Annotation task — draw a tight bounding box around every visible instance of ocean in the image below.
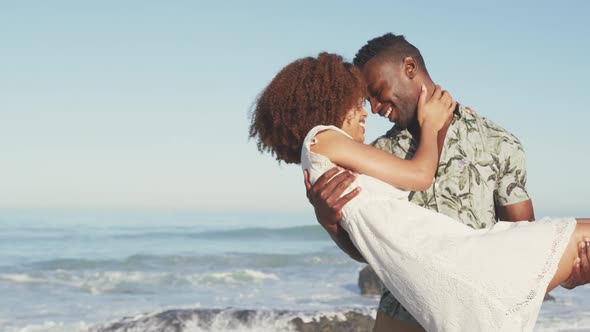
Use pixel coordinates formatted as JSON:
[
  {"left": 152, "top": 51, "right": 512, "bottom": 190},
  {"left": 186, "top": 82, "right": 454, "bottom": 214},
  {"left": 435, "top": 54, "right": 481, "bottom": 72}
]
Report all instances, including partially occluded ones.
[{"left": 0, "top": 210, "right": 589, "bottom": 331}]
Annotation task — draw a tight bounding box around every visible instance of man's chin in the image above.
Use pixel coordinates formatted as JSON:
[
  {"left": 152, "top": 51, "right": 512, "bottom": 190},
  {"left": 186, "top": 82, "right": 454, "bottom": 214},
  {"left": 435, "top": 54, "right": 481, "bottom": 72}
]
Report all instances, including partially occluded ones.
[
  {"left": 393, "top": 119, "right": 411, "bottom": 130},
  {"left": 394, "top": 114, "right": 418, "bottom": 130}
]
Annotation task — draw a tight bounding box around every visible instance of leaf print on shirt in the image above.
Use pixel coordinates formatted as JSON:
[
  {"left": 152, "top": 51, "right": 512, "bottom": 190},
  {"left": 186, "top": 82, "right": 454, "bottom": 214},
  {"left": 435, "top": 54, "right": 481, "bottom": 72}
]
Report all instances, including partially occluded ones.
[
  {"left": 506, "top": 169, "right": 527, "bottom": 196},
  {"left": 371, "top": 104, "right": 529, "bottom": 230},
  {"left": 409, "top": 190, "right": 438, "bottom": 210},
  {"left": 440, "top": 188, "right": 479, "bottom": 226},
  {"left": 371, "top": 103, "right": 531, "bottom": 320}
]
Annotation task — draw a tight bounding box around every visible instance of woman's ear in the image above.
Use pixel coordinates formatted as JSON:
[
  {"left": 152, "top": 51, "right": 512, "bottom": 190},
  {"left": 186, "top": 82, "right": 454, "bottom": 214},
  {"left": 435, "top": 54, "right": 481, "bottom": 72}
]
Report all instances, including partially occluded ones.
[
  {"left": 343, "top": 117, "right": 351, "bottom": 128},
  {"left": 344, "top": 111, "right": 353, "bottom": 122}
]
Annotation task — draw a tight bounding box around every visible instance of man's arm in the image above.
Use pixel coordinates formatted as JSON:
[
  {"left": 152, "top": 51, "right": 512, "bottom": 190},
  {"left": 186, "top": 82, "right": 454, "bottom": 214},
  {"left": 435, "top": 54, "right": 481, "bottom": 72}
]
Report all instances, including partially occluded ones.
[
  {"left": 494, "top": 135, "right": 590, "bottom": 288},
  {"left": 495, "top": 199, "right": 535, "bottom": 222},
  {"left": 304, "top": 168, "right": 366, "bottom": 263}
]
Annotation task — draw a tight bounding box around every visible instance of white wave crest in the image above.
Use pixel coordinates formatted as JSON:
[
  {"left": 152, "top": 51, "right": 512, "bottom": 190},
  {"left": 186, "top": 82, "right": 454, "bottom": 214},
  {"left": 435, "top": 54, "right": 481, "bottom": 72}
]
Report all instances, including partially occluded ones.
[
  {"left": 0, "top": 321, "right": 91, "bottom": 332},
  {"left": 0, "top": 269, "right": 280, "bottom": 294},
  {"left": 0, "top": 273, "right": 43, "bottom": 283},
  {"left": 194, "top": 269, "right": 279, "bottom": 285}
]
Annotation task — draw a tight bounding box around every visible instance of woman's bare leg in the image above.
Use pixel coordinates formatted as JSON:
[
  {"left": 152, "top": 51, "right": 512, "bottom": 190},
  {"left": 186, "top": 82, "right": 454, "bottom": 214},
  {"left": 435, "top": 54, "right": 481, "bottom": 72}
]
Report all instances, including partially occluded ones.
[{"left": 547, "top": 219, "right": 590, "bottom": 291}]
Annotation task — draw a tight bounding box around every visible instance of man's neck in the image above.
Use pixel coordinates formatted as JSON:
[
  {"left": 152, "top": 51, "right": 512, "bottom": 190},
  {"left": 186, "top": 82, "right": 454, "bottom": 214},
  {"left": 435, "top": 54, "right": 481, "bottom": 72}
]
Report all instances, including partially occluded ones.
[
  {"left": 408, "top": 110, "right": 454, "bottom": 158},
  {"left": 411, "top": 78, "right": 453, "bottom": 157}
]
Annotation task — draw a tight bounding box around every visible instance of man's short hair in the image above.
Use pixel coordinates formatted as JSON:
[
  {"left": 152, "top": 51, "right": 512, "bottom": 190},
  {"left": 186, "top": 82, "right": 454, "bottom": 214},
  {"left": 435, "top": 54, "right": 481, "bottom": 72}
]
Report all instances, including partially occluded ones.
[{"left": 354, "top": 33, "right": 426, "bottom": 71}]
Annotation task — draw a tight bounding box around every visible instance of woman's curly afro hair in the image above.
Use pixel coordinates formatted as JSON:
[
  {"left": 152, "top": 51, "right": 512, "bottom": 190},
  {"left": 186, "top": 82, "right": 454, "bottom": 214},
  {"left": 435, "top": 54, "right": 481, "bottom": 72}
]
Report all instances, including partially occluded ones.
[{"left": 249, "top": 52, "right": 367, "bottom": 164}]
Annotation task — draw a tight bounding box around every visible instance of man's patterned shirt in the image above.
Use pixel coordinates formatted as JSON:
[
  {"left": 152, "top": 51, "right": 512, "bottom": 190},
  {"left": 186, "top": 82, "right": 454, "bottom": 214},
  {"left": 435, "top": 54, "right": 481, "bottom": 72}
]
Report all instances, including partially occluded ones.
[{"left": 372, "top": 103, "right": 531, "bottom": 320}]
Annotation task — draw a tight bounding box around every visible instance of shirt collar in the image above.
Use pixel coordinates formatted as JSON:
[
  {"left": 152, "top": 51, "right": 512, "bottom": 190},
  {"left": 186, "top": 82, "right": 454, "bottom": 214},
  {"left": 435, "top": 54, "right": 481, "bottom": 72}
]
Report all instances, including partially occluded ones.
[{"left": 386, "top": 102, "right": 464, "bottom": 138}]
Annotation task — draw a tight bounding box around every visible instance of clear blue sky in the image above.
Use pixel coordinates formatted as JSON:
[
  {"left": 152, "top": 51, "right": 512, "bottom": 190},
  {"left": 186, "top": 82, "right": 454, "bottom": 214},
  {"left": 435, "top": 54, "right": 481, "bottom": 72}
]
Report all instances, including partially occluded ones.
[{"left": 1, "top": 1, "right": 588, "bottom": 216}]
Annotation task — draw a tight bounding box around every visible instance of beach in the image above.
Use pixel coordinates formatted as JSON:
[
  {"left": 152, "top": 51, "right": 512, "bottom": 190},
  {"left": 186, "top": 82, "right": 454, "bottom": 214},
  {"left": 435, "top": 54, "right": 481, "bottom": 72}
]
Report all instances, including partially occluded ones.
[{"left": 1, "top": 210, "right": 589, "bottom": 331}]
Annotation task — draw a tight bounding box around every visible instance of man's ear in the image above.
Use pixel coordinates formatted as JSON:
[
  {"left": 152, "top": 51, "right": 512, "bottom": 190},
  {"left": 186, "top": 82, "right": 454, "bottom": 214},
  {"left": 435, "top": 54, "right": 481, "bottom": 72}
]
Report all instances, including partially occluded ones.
[{"left": 403, "top": 57, "right": 418, "bottom": 79}]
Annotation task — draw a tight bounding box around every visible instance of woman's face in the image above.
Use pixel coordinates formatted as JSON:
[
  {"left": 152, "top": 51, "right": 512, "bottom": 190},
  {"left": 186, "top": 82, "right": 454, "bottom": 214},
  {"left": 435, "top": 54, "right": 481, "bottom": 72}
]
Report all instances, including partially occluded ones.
[{"left": 341, "top": 101, "right": 368, "bottom": 143}]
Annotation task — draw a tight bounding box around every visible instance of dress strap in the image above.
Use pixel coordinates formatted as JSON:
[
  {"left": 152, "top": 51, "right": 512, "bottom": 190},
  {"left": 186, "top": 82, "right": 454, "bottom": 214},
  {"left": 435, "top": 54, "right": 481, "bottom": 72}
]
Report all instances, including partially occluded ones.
[
  {"left": 301, "top": 125, "right": 352, "bottom": 169},
  {"left": 304, "top": 125, "right": 352, "bottom": 146}
]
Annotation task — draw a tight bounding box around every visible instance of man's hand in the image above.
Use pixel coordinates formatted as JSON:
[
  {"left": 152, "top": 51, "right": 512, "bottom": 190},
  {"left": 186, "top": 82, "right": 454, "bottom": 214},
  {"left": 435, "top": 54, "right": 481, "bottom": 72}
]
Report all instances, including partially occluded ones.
[
  {"left": 561, "top": 238, "right": 590, "bottom": 289},
  {"left": 304, "top": 167, "right": 365, "bottom": 262},
  {"left": 303, "top": 167, "right": 361, "bottom": 232}
]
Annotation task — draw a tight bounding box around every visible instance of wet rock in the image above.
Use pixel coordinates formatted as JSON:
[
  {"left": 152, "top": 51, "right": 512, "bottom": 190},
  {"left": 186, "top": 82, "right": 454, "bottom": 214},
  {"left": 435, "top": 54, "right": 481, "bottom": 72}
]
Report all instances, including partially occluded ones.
[
  {"left": 291, "top": 311, "right": 375, "bottom": 332},
  {"left": 90, "top": 308, "right": 375, "bottom": 332},
  {"left": 358, "top": 265, "right": 383, "bottom": 296}
]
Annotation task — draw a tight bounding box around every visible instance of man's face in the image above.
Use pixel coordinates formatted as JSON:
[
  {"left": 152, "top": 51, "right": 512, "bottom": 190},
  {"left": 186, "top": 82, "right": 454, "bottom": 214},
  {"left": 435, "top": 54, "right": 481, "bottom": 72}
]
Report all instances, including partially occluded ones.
[{"left": 361, "top": 57, "right": 420, "bottom": 129}]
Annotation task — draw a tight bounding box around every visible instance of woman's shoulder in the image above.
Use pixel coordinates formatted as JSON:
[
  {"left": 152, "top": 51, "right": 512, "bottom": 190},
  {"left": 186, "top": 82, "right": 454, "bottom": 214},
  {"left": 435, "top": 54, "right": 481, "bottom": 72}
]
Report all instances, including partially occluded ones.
[
  {"left": 301, "top": 125, "right": 351, "bottom": 167},
  {"left": 303, "top": 125, "right": 351, "bottom": 152},
  {"left": 305, "top": 125, "right": 350, "bottom": 140},
  {"left": 300, "top": 126, "right": 342, "bottom": 177},
  {"left": 309, "top": 126, "right": 353, "bottom": 150}
]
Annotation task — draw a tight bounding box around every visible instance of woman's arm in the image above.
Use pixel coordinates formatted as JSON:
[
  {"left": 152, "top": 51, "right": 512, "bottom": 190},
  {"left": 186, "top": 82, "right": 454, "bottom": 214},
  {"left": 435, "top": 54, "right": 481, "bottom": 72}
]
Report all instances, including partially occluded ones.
[
  {"left": 313, "top": 128, "right": 437, "bottom": 191},
  {"left": 312, "top": 85, "right": 455, "bottom": 191}
]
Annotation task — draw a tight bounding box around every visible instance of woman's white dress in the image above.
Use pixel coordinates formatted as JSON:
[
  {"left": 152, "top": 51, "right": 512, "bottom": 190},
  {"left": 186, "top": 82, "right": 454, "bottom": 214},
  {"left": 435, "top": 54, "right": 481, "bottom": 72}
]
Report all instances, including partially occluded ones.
[{"left": 301, "top": 125, "right": 576, "bottom": 332}]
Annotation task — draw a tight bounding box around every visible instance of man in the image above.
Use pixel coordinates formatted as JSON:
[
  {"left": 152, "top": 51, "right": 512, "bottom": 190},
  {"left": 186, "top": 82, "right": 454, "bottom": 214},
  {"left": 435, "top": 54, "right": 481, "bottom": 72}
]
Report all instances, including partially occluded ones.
[{"left": 304, "top": 33, "right": 590, "bottom": 332}]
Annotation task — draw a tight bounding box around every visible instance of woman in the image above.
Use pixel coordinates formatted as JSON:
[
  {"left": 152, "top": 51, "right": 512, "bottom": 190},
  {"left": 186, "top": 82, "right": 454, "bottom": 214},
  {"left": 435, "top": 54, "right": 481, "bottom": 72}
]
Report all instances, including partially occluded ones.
[{"left": 249, "top": 53, "right": 588, "bottom": 331}]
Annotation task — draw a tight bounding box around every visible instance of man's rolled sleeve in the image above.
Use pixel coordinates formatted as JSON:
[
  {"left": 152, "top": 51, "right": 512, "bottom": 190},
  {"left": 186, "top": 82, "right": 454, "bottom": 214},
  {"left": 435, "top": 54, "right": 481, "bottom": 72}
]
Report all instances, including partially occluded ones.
[{"left": 495, "top": 140, "right": 530, "bottom": 206}]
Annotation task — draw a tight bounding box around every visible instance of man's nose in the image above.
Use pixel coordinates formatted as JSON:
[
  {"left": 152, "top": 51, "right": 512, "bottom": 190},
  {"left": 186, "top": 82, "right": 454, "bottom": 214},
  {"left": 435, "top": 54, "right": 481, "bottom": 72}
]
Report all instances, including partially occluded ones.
[{"left": 369, "top": 98, "right": 381, "bottom": 114}]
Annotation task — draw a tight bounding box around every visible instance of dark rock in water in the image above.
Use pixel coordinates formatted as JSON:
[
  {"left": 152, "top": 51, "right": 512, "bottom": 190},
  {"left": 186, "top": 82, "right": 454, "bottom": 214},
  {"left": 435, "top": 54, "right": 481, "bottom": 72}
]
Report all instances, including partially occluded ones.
[
  {"left": 543, "top": 293, "right": 555, "bottom": 302},
  {"left": 358, "top": 265, "right": 383, "bottom": 296},
  {"left": 90, "top": 308, "right": 375, "bottom": 332},
  {"left": 291, "top": 311, "right": 375, "bottom": 332},
  {"left": 90, "top": 309, "right": 264, "bottom": 332}
]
